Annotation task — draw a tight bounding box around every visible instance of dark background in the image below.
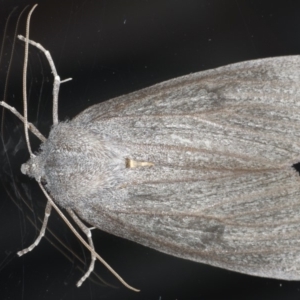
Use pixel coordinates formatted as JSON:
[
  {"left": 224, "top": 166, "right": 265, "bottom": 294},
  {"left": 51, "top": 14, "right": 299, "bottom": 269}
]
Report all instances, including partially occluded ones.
[{"left": 1, "top": 1, "right": 300, "bottom": 299}]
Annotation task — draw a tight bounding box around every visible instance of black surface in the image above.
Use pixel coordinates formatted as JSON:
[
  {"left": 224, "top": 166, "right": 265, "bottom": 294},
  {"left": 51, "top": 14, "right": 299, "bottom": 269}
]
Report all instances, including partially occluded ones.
[{"left": 1, "top": 1, "right": 300, "bottom": 299}]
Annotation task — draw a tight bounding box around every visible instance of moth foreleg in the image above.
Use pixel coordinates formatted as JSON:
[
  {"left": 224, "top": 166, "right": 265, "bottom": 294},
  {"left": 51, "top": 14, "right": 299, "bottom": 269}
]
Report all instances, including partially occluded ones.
[
  {"left": 17, "top": 35, "right": 72, "bottom": 124},
  {"left": 17, "top": 200, "right": 52, "bottom": 256}
]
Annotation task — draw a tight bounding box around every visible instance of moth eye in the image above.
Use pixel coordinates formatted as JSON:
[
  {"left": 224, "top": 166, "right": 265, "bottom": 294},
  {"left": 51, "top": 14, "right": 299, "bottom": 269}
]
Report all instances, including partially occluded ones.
[
  {"left": 21, "top": 162, "right": 37, "bottom": 178},
  {"left": 20, "top": 163, "right": 29, "bottom": 175}
]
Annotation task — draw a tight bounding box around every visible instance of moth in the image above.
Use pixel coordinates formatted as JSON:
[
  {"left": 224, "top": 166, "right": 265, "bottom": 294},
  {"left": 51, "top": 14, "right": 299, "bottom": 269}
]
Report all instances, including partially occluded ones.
[{"left": 2, "top": 4, "right": 300, "bottom": 292}]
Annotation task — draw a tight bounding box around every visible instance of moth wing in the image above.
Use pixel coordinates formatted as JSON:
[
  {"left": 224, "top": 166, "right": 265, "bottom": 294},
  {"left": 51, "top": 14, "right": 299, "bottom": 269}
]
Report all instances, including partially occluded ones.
[
  {"left": 82, "top": 166, "right": 300, "bottom": 280},
  {"left": 75, "top": 56, "right": 300, "bottom": 119},
  {"left": 74, "top": 55, "right": 300, "bottom": 166}
]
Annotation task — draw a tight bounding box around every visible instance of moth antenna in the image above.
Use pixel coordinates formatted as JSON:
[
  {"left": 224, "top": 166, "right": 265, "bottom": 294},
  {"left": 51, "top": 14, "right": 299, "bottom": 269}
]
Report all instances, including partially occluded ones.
[
  {"left": 1, "top": 6, "right": 29, "bottom": 136},
  {"left": 22, "top": 4, "right": 37, "bottom": 157}
]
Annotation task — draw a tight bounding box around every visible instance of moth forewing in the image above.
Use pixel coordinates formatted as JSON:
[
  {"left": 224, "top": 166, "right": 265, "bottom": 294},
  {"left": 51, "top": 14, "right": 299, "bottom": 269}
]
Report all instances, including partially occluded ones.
[{"left": 84, "top": 167, "right": 300, "bottom": 280}]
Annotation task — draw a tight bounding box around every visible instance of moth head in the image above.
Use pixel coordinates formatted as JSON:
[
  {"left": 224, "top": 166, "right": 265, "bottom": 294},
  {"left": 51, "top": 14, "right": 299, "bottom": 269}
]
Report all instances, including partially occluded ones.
[{"left": 21, "top": 155, "right": 44, "bottom": 182}]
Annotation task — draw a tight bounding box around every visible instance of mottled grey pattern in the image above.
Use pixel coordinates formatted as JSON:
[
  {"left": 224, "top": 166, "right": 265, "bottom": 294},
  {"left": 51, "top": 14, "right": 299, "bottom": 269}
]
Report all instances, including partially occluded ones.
[{"left": 23, "top": 56, "right": 300, "bottom": 280}]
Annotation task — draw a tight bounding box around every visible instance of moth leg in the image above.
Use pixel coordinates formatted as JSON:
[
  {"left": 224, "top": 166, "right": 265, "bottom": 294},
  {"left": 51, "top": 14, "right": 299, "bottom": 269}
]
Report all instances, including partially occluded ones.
[
  {"left": 37, "top": 185, "right": 139, "bottom": 292},
  {"left": 17, "top": 35, "right": 72, "bottom": 125},
  {"left": 0, "top": 101, "right": 45, "bottom": 141},
  {"left": 17, "top": 200, "right": 52, "bottom": 256},
  {"left": 67, "top": 208, "right": 96, "bottom": 287}
]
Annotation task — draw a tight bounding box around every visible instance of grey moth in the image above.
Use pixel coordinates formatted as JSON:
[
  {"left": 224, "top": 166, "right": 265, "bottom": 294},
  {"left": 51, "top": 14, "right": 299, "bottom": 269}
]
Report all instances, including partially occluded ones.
[{"left": 2, "top": 4, "right": 300, "bottom": 293}]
